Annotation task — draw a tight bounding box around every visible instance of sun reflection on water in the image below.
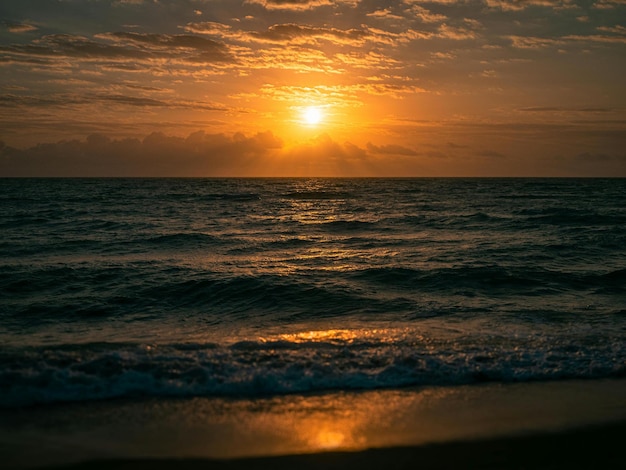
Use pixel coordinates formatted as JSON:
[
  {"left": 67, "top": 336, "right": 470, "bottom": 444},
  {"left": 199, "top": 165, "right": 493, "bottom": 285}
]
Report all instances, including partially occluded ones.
[
  {"left": 260, "top": 327, "right": 403, "bottom": 345},
  {"left": 278, "top": 329, "right": 359, "bottom": 343}
]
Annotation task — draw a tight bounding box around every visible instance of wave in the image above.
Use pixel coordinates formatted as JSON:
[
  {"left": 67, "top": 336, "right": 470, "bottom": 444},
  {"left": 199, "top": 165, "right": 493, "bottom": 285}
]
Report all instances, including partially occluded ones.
[
  {"left": 141, "top": 232, "right": 221, "bottom": 248},
  {"left": 1, "top": 333, "right": 624, "bottom": 408},
  {"left": 3, "top": 263, "right": 625, "bottom": 320},
  {"left": 349, "top": 266, "right": 626, "bottom": 294},
  {"left": 203, "top": 193, "right": 261, "bottom": 202},
  {"left": 511, "top": 207, "right": 626, "bottom": 226},
  {"left": 138, "top": 275, "right": 378, "bottom": 314},
  {"left": 284, "top": 191, "right": 353, "bottom": 200},
  {"left": 319, "top": 220, "right": 378, "bottom": 232}
]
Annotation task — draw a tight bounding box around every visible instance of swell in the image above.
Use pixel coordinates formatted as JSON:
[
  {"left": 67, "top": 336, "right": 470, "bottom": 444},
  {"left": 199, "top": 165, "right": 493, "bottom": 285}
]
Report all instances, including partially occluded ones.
[
  {"left": 0, "top": 266, "right": 404, "bottom": 320},
  {"left": 136, "top": 275, "right": 394, "bottom": 316},
  {"left": 3, "top": 264, "right": 625, "bottom": 320},
  {"left": 349, "top": 266, "right": 626, "bottom": 294}
]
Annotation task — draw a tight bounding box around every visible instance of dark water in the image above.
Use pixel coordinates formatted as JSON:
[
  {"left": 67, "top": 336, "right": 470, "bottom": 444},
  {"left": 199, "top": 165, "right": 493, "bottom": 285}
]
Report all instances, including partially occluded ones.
[{"left": 1, "top": 178, "right": 625, "bottom": 407}]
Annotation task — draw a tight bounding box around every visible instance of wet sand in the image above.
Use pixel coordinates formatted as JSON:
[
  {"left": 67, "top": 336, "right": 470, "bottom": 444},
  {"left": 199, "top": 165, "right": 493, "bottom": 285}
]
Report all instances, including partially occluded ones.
[
  {"left": 49, "top": 420, "right": 626, "bottom": 470},
  {"left": 2, "top": 379, "right": 625, "bottom": 470}
]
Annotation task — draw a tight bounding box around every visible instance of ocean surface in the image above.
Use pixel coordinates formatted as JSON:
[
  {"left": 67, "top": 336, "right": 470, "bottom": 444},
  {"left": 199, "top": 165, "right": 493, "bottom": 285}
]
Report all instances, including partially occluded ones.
[{"left": 1, "top": 178, "right": 625, "bottom": 408}]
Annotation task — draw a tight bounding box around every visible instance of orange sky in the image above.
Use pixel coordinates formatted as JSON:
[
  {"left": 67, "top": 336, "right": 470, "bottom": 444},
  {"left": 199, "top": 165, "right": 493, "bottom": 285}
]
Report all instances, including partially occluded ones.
[{"left": 1, "top": 0, "right": 625, "bottom": 176}]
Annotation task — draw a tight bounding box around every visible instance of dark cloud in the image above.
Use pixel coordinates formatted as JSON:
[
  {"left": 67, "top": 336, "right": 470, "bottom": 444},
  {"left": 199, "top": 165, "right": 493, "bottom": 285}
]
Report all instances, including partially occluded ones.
[
  {"left": 251, "top": 24, "right": 371, "bottom": 44},
  {"left": 0, "top": 130, "right": 420, "bottom": 178},
  {"left": 0, "top": 131, "right": 283, "bottom": 177},
  {"left": 519, "top": 106, "right": 615, "bottom": 112},
  {"left": 366, "top": 142, "right": 418, "bottom": 155},
  {"left": 0, "top": 93, "right": 228, "bottom": 111},
  {"left": 1, "top": 130, "right": 422, "bottom": 177},
  {"left": 3, "top": 22, "right": 38, "bottom": 33},
  {"left": 1, "top": 127, "right": 625, "bottom": 176},
  {"left": 97, "top": 32, "right": 231, "bottom": 56},
  {"left": 4, "top": 34, "right": 150, "bottom": 60},
  {"left": 0, "top": 94, "right": 77, "bottom": 107},
  {"left": 1, "top": 32, "right": 233, "bottom": 65}
]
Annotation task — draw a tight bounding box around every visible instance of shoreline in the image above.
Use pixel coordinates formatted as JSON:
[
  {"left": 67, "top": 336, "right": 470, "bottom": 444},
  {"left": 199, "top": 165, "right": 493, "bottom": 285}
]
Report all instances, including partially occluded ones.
[{"left": 2, "top": 378, "right": 626, "bottom": 469}]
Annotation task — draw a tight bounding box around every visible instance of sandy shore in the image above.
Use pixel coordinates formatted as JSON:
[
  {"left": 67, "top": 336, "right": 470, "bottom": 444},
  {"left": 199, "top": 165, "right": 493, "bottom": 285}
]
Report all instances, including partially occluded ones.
[
  {"left": 49, "top": 420, "right": 626, "bottom": 470},
  {"left": 2, "top": 379, "right": 626, "bottom": 469}
]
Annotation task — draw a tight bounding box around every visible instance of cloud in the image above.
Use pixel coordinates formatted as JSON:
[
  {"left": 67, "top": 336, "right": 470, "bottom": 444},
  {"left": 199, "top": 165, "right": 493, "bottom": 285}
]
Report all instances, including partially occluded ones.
[
  {"left": 0, "top": 92, "right": 228, "bottom": 111},
  {"left": 403, "top": 5, "right": 448, "bottom": 24},
  {"left": 366, "top": 142, "right": 418, "bottom": 155},
  {"left": 563, "top": 34, "right": 626, "bottom": 44},
  {"left": 4, "top": 22, "right": 38, "bottom": 33},
  {"left": 95, "top": 32, "right": 234, "bottom": 62},
  {"left": 597, "top": 25, "right": 626, "bottom": 34},
  {"left": 248, "top": 23, "right": 372, "bottom": 45},
  {"left": 0, "top": 130, "right": 394, "bottom": 177},
  {"left": 593, "top": 0, "right": 626, "bottom": 9},
  {"left": 507, "top": 35, "right": 564, "bottom": 49},
  {"left": 0, "top": 131, "right": 283, "bottom": 177},
  {"left": 518, "top": 106, "right": 615, "bottom": 113},
  {"left": 182, "top": 22, "right": 233, "bottom": 36},
  {"left": 366, "top": 8, "right": 406, "bottom": 20},
  {"left": 0, "top": 32, "right": 234, "bottom": 67},
  {"left": 431, "top": 51, "right": 456, "bottom": 60},
  {"left": 435, "top": 23, "right": 479, "bottom": 40},
  {"left": 244, "top": 0, "right": 334, "bottom": 10},
  {"left": 246, "top": 82, "right": 427, "bottom": 107},
  {"left": 508, "top": 26, "right": 626, "bottom": 48},
  {"left": 2, "top": 125, "right": 625, "bottom": 177},
  {"left": 485, "top": 0, "right": 576, "bottom": 11},
  {"left": 402, "top": 0, "right": 464, "bottom": 4},
  {"left": 189, "top": 22, "right": 412, "bottom": 47}
]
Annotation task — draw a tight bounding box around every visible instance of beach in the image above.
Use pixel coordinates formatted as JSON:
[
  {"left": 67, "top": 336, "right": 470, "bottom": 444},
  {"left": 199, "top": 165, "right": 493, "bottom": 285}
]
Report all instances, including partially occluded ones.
[
  {"left": 47, "top": 422, "right": 626, "bottom": 470},
  {"left": 2, "top": 379, "right": 625, "bottom": 469},
  {"left": 2, "top": 178, "right": 625, "bottom": 469}
]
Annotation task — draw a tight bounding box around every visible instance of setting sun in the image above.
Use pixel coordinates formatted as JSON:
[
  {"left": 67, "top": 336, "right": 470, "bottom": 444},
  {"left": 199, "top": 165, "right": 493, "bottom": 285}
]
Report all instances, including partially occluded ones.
[
  {"left": 303, "top": 106, "right": 323, "bottom": 126},
  {"left": 1, "top": 0, "right": 625, "bottom": 178}
]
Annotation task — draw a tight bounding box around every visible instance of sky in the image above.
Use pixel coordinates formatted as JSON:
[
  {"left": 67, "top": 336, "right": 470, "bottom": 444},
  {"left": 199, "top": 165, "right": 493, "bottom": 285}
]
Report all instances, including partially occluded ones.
[{"left": 1, "top": 0, "right": 625, "bottom": 176}]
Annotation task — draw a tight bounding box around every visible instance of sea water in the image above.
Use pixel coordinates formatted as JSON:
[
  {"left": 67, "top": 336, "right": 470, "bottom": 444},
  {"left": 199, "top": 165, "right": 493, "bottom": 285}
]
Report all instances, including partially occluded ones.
[{"left": 1, "top": 178, "right": 625, "bottom": 408}]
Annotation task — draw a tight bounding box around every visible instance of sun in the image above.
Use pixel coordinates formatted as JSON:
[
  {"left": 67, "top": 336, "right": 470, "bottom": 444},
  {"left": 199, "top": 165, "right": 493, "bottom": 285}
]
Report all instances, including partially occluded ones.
[{"left": 303, "top": 106, "right": 323, "bottom": 126}]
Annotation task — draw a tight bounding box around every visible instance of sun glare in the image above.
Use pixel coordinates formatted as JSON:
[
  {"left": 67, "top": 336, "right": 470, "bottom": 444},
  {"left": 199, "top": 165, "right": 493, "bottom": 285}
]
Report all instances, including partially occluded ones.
[{"left": 303, "top": 106, "right": 323, "bottom": 126}]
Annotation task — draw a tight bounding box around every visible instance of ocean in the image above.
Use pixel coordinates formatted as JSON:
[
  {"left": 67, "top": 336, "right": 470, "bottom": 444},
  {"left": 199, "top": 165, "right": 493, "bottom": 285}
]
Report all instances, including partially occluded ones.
[{"left": 1, "top": 178, "right": 625, "bottom": 409}]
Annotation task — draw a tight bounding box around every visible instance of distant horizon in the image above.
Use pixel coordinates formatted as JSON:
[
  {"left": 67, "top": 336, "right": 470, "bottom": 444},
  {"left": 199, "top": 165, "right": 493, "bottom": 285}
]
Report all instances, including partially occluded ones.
[{"left": 3, "top": 174, "right": 626, "bottom": 179}]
